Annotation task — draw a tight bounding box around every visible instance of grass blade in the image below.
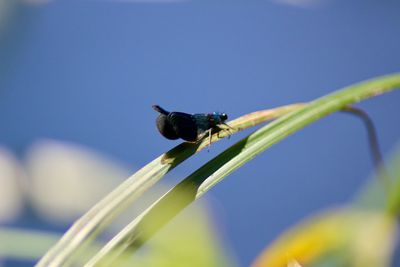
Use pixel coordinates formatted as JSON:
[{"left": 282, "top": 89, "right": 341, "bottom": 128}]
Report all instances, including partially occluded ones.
[
  {"left": 86, "top": 73, "right": 400, "bottom": 267},
  {"left": 36, "top": 104, "right": 304, "bottom": 266}
]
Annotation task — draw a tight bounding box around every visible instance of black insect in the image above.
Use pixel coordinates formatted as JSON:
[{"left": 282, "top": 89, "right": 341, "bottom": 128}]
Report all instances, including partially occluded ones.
[{"left": 152, "top": 105, "right": 231, "bottom": 144}]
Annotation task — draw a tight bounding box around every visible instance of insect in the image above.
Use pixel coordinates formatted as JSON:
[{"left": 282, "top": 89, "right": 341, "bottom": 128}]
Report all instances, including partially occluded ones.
[{"left": 152, "top": 105, "right": 232, "bottom": 145}]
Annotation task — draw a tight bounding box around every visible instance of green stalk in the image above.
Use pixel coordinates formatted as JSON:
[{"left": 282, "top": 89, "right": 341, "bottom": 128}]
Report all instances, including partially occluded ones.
[
  {"left": 36, "top": 103, "right": 304, "bottom": 267},
  {"left": 85, "top": 74, "right": 400, "bottom": 267},
  {"left": 0, "top": 228, "right": 103, "bottom": 265},
  {"left": 0, "top": 228, "right": 59, "bottom": 260}
]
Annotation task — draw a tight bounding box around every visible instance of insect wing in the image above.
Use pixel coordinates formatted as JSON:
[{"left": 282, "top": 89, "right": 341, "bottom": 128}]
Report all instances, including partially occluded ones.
[
  {"left": 168, "top": 112, "right": 198, "bottom": 142},
  {"left": 156, "top": 114, "right": 179, "bottom": 140},
  {"left": 192, "top": 114, "right": 213, "bottom": 133}
]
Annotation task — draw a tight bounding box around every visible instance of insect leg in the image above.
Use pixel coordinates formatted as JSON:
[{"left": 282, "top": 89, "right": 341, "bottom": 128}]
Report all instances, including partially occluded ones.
[
  {"left": 218, "top": 123, "right": 236, "bottom": 139},
  {"left": 222, "top": 122, "right": 235, "bottom": 132},
  {"left": 207, "top": 129, "right": 212, "bottom": 152}
]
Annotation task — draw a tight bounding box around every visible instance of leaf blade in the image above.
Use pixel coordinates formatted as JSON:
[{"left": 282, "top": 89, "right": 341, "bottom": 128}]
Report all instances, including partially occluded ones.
[{"left": 86, "top": 73, "right": 400, "bottom": 266}]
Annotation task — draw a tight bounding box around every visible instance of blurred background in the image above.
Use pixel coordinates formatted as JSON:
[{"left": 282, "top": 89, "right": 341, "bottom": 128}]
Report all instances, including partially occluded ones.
[{"left": 0, "top": 0, "right": 399, "bottom": 266}]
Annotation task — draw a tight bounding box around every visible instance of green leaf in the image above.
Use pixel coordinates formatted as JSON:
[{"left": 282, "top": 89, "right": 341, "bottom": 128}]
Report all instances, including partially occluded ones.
[
  {"left": 37, "top": 103, "right": 304, "bottom": 266},
  {"left": 85, "top": 74, "right": 400, "bottom": 266},
  {"left": 251, "top": 209, "right": 396, "bottom": 267},
  {"left": 0, "top": 228, "right": 59, "bottom": 261}
]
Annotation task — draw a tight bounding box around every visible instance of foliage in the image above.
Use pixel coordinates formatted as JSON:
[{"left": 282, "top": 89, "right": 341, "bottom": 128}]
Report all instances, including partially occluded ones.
[{"left": 2, "top": 74, "right": 400, "bottom": 267}]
